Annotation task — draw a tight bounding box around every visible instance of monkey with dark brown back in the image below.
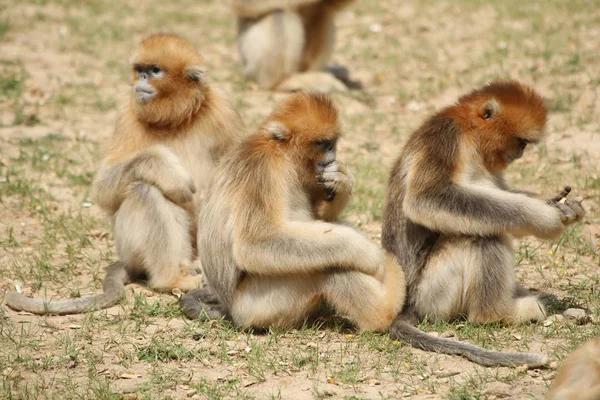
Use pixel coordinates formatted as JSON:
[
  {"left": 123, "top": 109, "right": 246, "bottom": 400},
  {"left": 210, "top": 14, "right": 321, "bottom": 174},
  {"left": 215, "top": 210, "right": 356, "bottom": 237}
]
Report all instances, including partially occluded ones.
[
  {"left": 233, "top": 0, "right": 356, "bottom": 92},
  {"left": 5, "top": 33, "right": 246, "bottom": 315},
  {"left": 382, "top": 81, "right": 585, "bottom": 348},
  {"left": 181, "top": 92, "right": 551, "bottom": 368}
]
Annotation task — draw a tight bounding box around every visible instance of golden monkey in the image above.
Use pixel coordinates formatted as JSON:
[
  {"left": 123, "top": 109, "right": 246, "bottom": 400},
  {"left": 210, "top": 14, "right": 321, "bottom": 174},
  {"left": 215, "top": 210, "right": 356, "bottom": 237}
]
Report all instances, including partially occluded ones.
[
  {"left": 233, "top": 0, "right": 355, "bottom": 92},
  {"left": 181, "top": 92, "right": 550, "bottom": 367},
  {"left": 5, "top": 33, "right": 246, "bottom": 315},
  {"left": 547, "top": 336, "right": 600, "bottom": 400},
  {"left": 382, "top": 81, "right": 585, "bottom": 331}
]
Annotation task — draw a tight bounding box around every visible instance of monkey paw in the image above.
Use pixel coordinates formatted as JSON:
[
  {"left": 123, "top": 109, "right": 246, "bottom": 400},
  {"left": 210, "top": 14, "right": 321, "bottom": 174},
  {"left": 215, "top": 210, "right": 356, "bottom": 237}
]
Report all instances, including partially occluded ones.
[
  {"left": 550, "top": 200, "right": 585, "bottom": 225},
  {"left": 547, "top": 186, "right": 585, "bottom": 226},
  {"left": 317, "top": 161, "right": 354, "bottom": 201},
  {"left": 161, "top": 176, "right": 197, "bottom": 206}
]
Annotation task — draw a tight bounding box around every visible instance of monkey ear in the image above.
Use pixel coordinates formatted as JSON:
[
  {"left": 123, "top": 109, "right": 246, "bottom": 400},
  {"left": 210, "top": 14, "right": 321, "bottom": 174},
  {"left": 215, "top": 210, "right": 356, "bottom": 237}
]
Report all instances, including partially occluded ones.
[
  {"left": 480, "top": 98, "right": 500, "bottom": 120},
  {"left": 265, "top": 121, "right": 290, "bottom": 141},
  {"left": 186, "top": 66, "right": 208, "bottom": 82}
]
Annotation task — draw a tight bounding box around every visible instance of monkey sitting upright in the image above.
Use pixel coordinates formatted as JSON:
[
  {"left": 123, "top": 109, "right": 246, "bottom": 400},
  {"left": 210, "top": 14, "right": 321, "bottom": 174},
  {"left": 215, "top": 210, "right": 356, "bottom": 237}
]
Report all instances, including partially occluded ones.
[
  {"left": 382, "top": 81, "right": 585, "bottom": 334},
  {"left": 5, "top": 33, "right": 246, "bottom": 315},
  {"left": 181, "top": 92, "right": 550, "bottom": 368},
  {"left": 233, "top": 0, "right": 355, "bottom": 92}
]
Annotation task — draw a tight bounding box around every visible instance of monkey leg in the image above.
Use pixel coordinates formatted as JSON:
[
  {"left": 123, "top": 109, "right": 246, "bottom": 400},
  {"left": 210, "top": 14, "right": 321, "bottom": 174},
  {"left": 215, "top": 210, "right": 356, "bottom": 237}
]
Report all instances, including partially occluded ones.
[
  {"left": 412, "top": 237, "right": 547, "bottom": 324},
  {"left": 238, "top": 11, "right": 346, "bottom": 92},
  {"left": 237, "top": 11, "right": 305, "bottom": 90},
  {"left": 115, "top": 182, "right": 202, "bottom": 292},
  {"left": 180, "top": 285, "right": 229, "bottom": 321},
  {"left": 229, "top": 274, "right": 324, "bottom": 329},
  {"left": 321, "top": 252, "right": 406, "bottom": 332}
]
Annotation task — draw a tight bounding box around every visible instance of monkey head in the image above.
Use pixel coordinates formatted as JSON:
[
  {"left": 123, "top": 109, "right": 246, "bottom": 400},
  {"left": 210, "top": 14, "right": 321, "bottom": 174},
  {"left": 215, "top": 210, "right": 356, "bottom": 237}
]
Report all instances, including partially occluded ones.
[
  {"left": 262, "top": 93, "right": 342, "bottom": 187},
  {"left": 130, "top": 33, "right": 209, "bottom": 128},
  {"left": 451, "top": 80, "right": 548, "bottom": 172}
]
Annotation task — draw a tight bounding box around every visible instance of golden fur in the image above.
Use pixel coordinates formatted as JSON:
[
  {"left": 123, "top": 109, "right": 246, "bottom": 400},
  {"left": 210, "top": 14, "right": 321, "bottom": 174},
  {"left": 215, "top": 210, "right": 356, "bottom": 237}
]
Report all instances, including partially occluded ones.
[
  {"left": 380, "top": 81, "right": 585, "bottom": 366},
  {"left": 182, "top": 92, "right": 405, "bottom": 331},
  {"left": 5, "top": 33, "right": 246, "bottom": 315},
  {"left": 547, "top": 337, "right": 600, "bottom": 400},
  {"left": 181, "top": 92, "right": 551, "bottom": 368}
]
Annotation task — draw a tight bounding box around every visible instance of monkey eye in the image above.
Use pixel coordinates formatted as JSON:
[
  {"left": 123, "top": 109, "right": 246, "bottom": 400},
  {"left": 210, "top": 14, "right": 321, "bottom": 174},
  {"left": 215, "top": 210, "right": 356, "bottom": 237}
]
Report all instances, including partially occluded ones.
[
  {"left": 314, "top": 139, "right": 334, "bottom": 152},
  {"left": 483, "top": 109, "right": 494, "bottom": 120},
  {"left": 150, "top": 66, "right": 163, "bottom": 76},
  {"left": 134, "top": 65, "right": 143, "bottom": 74},
  {"left": 516, "top": 138, "right": 529, "bottom": 149}
]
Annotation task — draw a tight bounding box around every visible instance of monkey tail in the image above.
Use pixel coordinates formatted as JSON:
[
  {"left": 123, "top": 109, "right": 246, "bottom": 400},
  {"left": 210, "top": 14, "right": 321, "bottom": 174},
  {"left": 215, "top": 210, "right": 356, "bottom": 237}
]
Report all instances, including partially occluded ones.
[
  {"left": 180, "top": 287, "right": 229, "bottom": 321},
  {"left": 4, "top": 261, "right": 128, "bottom": 315},
  {"left": 390, "top": 318, "right": 549, "bottom": 368}
]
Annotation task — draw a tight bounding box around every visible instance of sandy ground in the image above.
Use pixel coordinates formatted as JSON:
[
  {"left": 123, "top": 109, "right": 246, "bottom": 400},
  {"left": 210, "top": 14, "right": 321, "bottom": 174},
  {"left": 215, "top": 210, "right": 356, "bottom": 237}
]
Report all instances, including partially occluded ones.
[{"left": 1, "top": 1, "right": 599, "bottom": 399}]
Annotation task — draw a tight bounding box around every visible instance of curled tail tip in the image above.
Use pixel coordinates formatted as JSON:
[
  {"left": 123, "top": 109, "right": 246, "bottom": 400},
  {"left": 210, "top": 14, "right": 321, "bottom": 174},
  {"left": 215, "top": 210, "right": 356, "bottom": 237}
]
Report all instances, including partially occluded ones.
[
  {"left": 526, "top": 354, "right": 551, "bottom": 368},
  {"left": 5, "top": 291, "right": 27, "bottom": 311}
]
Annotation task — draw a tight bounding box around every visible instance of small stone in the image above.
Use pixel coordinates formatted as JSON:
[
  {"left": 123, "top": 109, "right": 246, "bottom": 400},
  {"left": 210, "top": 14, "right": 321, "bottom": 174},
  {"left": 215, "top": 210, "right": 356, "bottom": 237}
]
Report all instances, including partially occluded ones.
[
  {"left": 242, "top": 379, "right": 259, "bottom": 387},
  {"left": 483, "top": 382, "right": 512, "bottom": 397},
  {"left": 192, "top": 329, "right": 206, "bottom": 341},
  {"left": 563, "top": 308, "right": 590, "bottom": 324},
  {"left": 516, "top": 365, "right": 528, "bottom": 373},
  {"left": 527, "top": 369, "right": 540, "bottom": 377},
  {"left": 543, "top": 371, "right": 557, "bottom": 381},
  {"left": 428, "top": 331, "right": 440, "bottom": 337},
  {"left": 512, "top": 333, "right": 522, "bottom": 340},
  {"left": 547, "top": 315, "right": 565, "bottom": 326},
  {"left": 369, "top": 23, "right": 382, "bottom": 33},
  {"left": 306, "top": 342, "right": 318, "bottom": 349}
]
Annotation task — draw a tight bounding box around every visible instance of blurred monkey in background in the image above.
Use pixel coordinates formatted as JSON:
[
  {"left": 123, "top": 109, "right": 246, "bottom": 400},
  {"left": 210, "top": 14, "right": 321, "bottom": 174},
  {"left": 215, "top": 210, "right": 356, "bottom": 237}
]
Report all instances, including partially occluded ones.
[{"left": 232, "top": 0, "right": 357, "bottom": 92}]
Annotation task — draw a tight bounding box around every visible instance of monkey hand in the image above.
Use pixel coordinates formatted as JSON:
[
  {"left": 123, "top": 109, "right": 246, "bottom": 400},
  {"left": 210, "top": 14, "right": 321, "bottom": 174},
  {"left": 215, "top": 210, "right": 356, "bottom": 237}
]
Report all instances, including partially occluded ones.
[
  {"left": 317, "top": 161, "right": 354, "bottom": 201},
  {"left": 159, "top": 171, "right": 197, "bottom": 206},
  {"left": 547, "top": 186, "right": 585, "bottom": 226},
  {"left": 151, "top": 158, "right": 197, "bottom": 206}
]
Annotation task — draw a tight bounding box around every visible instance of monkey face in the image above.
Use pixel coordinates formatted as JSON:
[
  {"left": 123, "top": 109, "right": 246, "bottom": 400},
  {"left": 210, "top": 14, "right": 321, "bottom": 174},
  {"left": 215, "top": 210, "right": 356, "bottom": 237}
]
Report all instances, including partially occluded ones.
[
  {"left": 313, "top": 138, "right": 337, "bottom": 173},
  {"left": 130, "top": 33, "right": 209, "bottom": 127},
  {"left": 461, "top": 81, "right": 548, "bottom": 172},
  {"left": 133, "top": 64, "right": 162, "bottom": 104},
  {"left": 504, "top": 137, "right": 529, "bottom": 163}
]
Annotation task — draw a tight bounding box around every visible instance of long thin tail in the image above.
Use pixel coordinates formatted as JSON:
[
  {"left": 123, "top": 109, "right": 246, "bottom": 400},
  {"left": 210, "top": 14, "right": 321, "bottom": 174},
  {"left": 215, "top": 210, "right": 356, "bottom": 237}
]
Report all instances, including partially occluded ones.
[
  {"left": 390, "top": 318, "right": 549, "bottom": 368},
  {"left": 5, "top": 262, "right": 128, "bottom": 315}
]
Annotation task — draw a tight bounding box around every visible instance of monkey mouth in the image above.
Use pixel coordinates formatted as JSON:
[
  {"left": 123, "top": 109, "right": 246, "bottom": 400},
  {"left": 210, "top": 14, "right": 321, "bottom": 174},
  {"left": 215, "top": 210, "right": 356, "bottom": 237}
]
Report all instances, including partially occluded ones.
[{"left": 134, "top": 87, "right": 156, "bottom": 103}]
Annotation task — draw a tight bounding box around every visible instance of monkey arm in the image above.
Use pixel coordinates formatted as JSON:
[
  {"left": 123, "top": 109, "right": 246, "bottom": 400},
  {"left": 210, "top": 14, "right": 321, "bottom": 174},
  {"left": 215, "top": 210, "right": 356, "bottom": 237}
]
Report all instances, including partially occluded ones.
[
  {"left": 232, "top": 0, "right": 321, "bottom": 18},
  {"left": 93, "top": 145, "right": 195, "bottom": 214},
  {"left": 403, "top": 179, "right": 565, "bottom": 240},
  {"left": 232, "top": 221, "right": 383, "bottom": 277},
  {"left": 315, "top": 190, "right": 350, "bottom": 221}
]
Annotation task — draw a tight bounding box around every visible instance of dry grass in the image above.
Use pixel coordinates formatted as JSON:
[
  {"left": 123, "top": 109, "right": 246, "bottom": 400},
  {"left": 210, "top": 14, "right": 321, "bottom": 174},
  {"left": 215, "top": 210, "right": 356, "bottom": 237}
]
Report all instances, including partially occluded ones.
[{"left": 1, "top": 0, "right": 599, "bottom": 399}]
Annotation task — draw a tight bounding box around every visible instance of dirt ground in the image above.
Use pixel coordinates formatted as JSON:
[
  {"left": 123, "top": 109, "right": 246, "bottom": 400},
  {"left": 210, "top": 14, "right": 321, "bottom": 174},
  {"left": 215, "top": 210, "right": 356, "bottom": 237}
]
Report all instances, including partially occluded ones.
[{"left": 1, "top": 0, "right": 599, "bottom": 399}]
